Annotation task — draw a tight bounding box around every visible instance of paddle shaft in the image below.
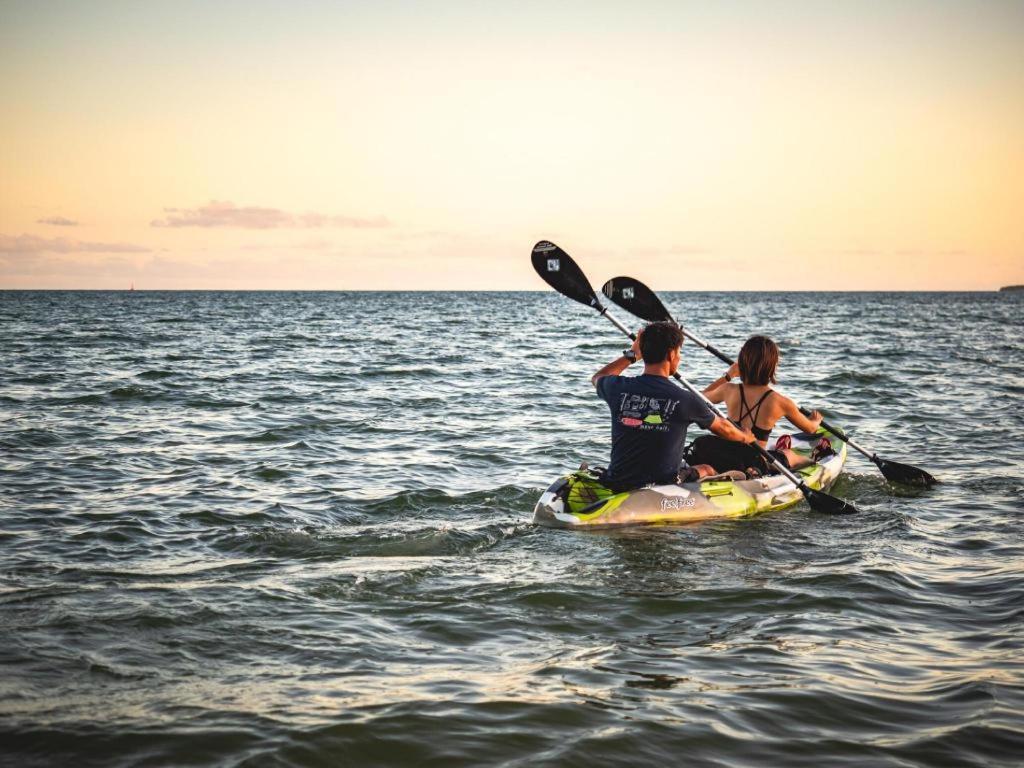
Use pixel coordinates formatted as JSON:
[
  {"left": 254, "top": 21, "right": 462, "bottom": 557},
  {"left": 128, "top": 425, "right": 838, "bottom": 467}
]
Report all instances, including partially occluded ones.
[
  {"left": 681, "top": 326, "right": 882, "bottom": 464},
  {"left": 597, "top": 305, "right": 818, "bottom": 493}
]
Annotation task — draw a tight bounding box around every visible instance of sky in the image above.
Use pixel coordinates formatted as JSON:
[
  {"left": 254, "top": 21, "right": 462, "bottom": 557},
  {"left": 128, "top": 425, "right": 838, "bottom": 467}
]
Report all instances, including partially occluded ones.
[{"left": 1, "top": 0, "right": 1022, "bottom": 290}]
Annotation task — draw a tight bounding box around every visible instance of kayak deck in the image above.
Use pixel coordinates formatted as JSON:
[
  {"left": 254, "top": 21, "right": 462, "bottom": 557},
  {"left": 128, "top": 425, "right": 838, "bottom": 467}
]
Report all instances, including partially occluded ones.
[{"left": 533, "top": 429, "right": 847, "bottom": 528}]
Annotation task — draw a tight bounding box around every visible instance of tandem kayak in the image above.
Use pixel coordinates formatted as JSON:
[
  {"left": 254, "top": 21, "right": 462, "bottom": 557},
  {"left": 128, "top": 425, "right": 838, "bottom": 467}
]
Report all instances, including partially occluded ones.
[{"left": 533, "top": 429, "right": 848, "bottom": 528}]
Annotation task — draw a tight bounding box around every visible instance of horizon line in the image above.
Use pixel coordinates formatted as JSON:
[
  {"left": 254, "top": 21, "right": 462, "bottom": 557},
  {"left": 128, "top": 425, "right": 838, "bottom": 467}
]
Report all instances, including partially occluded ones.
[{"left": 1, "top": 288, "right": 1017, "bottom": 294}]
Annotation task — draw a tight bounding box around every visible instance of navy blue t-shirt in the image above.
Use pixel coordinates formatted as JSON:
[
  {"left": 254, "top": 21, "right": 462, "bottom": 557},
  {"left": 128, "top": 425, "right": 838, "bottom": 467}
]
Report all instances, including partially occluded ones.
[{"left": 595, "top": 374, "right": 717, "bottom": 490}]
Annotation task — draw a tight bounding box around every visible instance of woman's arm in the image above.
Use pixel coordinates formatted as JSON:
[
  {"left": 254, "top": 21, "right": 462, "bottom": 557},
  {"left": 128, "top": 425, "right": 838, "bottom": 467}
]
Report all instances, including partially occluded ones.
[
  {"left": 702, "top": 362, "right": 740, "bottom": 403},
  {"left": 780, "top": 395, "right": 823, "bottom": 433}
]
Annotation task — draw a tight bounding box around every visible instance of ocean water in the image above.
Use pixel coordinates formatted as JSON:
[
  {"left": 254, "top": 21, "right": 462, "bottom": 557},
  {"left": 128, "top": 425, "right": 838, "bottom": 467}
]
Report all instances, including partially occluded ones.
[{"left": 1, "top": 289, "right": 1022, "bottom": 767}]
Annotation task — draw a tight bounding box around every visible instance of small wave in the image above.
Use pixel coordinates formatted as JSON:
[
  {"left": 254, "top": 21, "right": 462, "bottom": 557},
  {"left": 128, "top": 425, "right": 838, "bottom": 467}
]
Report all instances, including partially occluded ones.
[
  {"left": 46, "top": 393, "right": 106, "bottom": 406},
  {"left": 374, "top": 521, "right": 528, "bottom": 557},
  {"left": 233, "top": 519, "right": 523, "bottom": 560},
  {"left": 0, "top": 427, "right": 64, "bottom": 447},
  {"left": 76, "top": 333, "right": 139, "bottom": 344},
  {"left": 185, "top": 397, "right": 251, "bottom": 410},
  {"left": 136, "top": 370, "right": 175, "bottom": 380},
  {"left": 824, "top": 370, "right": 891, "bottom": 385},
  {"left": 356, "top": 485, "right": 535, "bottom": 514},
  {"left": 304, "top": 371, "right": 360, "bottom": 383},
  {"left": 83, "top": 655, "right": 151, "bottom": 681},
  {"left": 356, "top": 366, "right": 445, "bottom": 379},
  {"left": 9, "top": 373, "right": 63, "bottom": 384},
  {"left": 242, "top": 430, "right": 288, "bottom": 444},
  {"left": 179, "top": 508, "right": 275, "bottom": 525},
  {"left": 360, "top": 489, "right": 456, "bottom": 514},
  {"left": 251, "top": 466, "right": 291, "bottom": 481},
  {"left": 110, "top": 385, "right": 159, "bottom": 401},
  {"left": 573, "top": 341, "right": 618, "bottom": 351}
]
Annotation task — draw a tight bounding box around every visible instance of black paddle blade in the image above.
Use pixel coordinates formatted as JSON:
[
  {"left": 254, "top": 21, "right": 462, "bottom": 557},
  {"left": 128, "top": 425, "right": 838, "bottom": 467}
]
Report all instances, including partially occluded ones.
[
  {"left": 875, "top": 457, "right": 938, "bottom": 487},
  {"left": 601, "top": 276, "right": 674, "bottom": 323},
  {"left": 531, "top": 241, "right": 602, "bottom": 310},
  {"left": 803, "top": 487, "right": 860, "bottom": 515}
]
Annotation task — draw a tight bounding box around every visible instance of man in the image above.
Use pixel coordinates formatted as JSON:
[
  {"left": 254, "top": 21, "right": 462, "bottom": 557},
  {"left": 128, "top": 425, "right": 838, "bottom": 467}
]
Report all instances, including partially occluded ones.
[{"left": 592, "top": 321, "right": 756, "bottom": 491}]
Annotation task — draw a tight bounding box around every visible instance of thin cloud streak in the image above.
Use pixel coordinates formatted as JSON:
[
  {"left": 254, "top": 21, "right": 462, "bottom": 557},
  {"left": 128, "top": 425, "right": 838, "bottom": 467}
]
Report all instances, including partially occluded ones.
[
  {"left": 0, "top": 233, "right": 150, "bottom": 255},
  {"left": 151, "top": 201, "right": 391, "bottom": 230},
  {"left": 36, "top": 216, "right": 79, "bottom": 227},
  {"left": 241, "top": 239, "right": 336, "bottom": 252}
]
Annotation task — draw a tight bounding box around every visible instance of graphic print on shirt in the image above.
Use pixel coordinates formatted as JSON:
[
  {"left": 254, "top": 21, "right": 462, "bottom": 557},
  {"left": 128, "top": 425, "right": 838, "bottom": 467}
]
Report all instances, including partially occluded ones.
[{"left": 618, "top": 393, "right": 680, "bottom": 431}]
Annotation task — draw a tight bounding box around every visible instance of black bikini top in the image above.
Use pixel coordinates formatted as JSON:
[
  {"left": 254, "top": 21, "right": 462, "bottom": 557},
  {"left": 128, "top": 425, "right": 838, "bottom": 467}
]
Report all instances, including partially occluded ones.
[{"left": 734, "top": 384, "right": 773, "bottom": 442}]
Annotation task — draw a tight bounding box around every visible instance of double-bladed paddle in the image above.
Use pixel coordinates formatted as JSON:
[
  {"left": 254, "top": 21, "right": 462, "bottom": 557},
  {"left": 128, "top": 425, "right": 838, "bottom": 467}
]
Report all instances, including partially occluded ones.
[
  {"left": 601, "top": 275, "right": 937, "bottom": 487},
  {"left": 531, "top": 240, "right": 860, "bottom": 515}
]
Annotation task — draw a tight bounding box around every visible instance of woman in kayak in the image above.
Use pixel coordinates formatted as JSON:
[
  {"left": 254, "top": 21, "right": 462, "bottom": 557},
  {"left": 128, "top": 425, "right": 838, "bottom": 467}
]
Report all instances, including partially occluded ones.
[{"left": 688, "top": 335, "right": 829, "bottom": 475}]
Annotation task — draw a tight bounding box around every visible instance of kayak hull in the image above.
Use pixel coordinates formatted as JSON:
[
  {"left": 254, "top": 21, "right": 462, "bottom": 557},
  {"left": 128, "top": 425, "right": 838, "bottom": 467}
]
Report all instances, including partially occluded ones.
[{"left": 533, "top": 431, "right": 847, "bottom": 528}]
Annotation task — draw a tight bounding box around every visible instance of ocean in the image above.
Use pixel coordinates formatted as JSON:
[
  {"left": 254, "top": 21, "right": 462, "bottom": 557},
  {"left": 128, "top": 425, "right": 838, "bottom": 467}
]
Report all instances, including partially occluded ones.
[{"left": 1, "top": 289, "right": 1022, "bottom": 766}]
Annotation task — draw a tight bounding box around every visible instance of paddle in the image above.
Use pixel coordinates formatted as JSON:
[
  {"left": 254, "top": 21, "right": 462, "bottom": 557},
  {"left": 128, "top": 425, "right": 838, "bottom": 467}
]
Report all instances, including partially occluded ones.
[
  {"left": 601, "top": 275, "right": 937, "bottom": 487},
  {"left": 531, "top": 240, "right": 859, "bottom": 514}
]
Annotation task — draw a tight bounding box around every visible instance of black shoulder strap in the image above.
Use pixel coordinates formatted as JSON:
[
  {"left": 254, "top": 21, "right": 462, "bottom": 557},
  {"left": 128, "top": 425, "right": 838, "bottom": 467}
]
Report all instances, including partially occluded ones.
[
  {"left": 738, "top": 385, "right": 772, "bottom": 431},
  {"left": 737, "top": 383, "right": 752, "bottom": 425},
  {"left": 750, "top": 389, "right": 772, "bottom": 425}
]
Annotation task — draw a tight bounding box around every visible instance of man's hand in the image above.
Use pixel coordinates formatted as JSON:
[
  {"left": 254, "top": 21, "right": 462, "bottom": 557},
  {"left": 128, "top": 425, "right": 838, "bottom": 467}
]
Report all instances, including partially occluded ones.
[
  {"left": 709, "top": 415, "right": 758, "bottom": 445},
  {"left": 592, "top": 328, "right": 646, "bottom": 387},
  {"left": 629, "top": 330, "right": 643, "bottom": 361}
]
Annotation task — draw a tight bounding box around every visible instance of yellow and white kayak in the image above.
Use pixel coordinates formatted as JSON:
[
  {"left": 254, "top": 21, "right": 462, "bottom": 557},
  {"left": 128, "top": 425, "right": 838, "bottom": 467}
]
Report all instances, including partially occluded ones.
[{"left": 532, "top": 429, "right": 847, "bottom": 528}]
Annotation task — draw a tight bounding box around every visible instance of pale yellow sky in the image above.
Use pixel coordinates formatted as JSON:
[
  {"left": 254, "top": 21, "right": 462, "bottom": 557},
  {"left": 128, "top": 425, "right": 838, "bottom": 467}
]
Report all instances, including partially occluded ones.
[{"left": 1, "top": 1, "right": 1022, "bottom": 289}]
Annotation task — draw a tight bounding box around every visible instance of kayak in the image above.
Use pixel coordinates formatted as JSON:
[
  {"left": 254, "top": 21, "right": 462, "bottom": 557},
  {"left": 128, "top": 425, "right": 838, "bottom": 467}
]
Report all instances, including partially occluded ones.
[{"left": 533, "top": 428, "right": 848, "bottom": 528}]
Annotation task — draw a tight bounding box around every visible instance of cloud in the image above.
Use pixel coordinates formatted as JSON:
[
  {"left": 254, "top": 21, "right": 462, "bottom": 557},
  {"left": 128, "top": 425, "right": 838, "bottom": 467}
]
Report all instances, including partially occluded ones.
[
  {"left": 36, "top": 216, "right": 79, "bottom": 227},
  {"left": 0, "top": 233, "right": 150, "bottom": 255},
  {"left": 295, "top": 213, "right": 391, "bottom": 229},
  {"left": 241, "top": 239, "right": 336, "bottom": 252},
  {"left": 151, "top": 200, "right": 391, "bottom": 230}
]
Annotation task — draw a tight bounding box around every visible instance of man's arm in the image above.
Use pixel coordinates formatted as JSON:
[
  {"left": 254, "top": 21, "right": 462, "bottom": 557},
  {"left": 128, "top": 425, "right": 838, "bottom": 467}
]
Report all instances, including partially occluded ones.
[
  {"left": 592, "top": 332, "right": 642, "bottom": 387},
  {"left": 708, "top": 415, "right": 757, "bottom": 444}
]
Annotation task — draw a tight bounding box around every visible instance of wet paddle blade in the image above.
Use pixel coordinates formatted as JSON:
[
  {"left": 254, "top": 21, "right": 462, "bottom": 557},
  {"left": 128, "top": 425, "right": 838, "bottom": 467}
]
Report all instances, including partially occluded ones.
[
  {"left": 601, "top": 276, "right": 674, "bottom": 323},
  {"left": 875, "top": 457, "right": 938, "bottom": 487},
  {"left": 531, "top": 241, "right": 602, "bottom": 310},
  {"left": 804, "top": 487, "right": 860, "bottom": 515}
]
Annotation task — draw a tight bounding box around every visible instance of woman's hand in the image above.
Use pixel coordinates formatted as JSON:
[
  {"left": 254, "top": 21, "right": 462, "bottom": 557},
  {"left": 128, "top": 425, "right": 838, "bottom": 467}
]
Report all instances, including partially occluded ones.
[
  {"left": 727, "top": 361, "right": 740, "bottom": 379},
  {"left": 807, "top": 409, "right": 823, "bottom": 427}
]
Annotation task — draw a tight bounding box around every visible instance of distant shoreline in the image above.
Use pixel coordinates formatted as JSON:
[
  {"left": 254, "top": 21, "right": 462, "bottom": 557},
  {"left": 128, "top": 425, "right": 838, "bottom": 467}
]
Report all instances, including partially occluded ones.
[{"left": 0, "top": 288, "right": 1018, "bottom": 294}]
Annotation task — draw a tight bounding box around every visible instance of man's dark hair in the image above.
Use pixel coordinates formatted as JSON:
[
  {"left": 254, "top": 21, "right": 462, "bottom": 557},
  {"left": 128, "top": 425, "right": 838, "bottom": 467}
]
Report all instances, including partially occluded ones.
[{"left": 639, "top": 321, "right": 684, "bottom": 364}]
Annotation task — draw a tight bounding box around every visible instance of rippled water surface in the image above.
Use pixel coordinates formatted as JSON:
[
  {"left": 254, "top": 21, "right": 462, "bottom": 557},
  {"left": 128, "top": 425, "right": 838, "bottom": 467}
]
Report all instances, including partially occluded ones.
[{"left": 1, "top": 290, "right": 1022, "bottom": 767}]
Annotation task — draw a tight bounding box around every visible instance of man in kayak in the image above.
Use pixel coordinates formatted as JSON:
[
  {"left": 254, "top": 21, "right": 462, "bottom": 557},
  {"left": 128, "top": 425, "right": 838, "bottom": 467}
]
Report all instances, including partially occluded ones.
[{"left": 592, "top": 321, "right": 757, "bottom": 491}]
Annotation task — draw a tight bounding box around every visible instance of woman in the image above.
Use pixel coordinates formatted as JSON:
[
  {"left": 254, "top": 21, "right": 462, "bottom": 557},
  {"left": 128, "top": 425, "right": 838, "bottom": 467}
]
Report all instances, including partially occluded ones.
[{"left": 688, "top": 335, "right": 828, "bottom": 476}]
